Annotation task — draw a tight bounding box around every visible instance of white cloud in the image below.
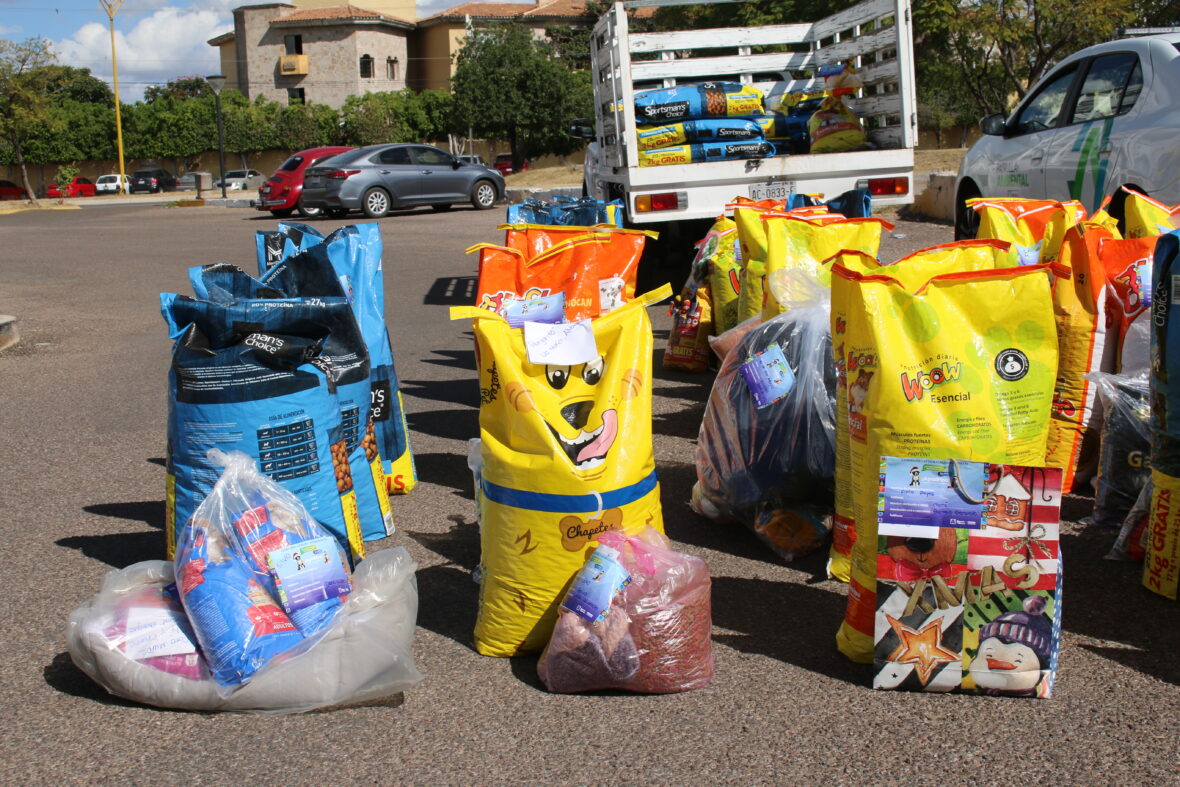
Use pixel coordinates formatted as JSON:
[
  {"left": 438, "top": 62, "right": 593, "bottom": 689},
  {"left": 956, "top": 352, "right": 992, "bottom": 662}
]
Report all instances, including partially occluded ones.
[
  {"left": 53, "top": 5, "right": 230, "bottom": 102},
  {"left": 0, "top": 24, "right": 21, "bottom": 34}
]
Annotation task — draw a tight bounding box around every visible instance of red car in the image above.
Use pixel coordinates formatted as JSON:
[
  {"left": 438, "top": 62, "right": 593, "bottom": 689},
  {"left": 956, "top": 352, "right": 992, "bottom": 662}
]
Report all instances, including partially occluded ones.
[
  {"left": 493, "top": 153, "right": 531, "bottom": 176},
  {"left": 0, "top": 179, "right": 28, "bottom": 200},
  {"left": 46, "top": 176, "right": 97, "bottom": 198},
  {"left": 256, "top": 146, "right": 354, "bottom": 218}
]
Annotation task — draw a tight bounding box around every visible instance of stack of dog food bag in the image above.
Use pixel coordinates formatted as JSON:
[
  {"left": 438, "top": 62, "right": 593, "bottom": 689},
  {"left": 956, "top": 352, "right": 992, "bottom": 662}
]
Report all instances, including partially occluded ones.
[
  {"left": 67, "top": 222, "right": 423, "bottom": 712},
  {"left": 634, "top": 64, "right": 867, "bottom": 168},
  {"left": 449, "top": 199, "right": 714, "bottom": 692}
]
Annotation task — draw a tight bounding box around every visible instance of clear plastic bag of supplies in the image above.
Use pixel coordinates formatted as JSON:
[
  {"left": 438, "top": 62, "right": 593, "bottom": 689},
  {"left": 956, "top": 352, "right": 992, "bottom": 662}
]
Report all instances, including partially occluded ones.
[
  {"left": 67, "top": 548, "right": 422, "bottom": 713},
  {"left": 537, "top": 528, "right": 713, "bottom": 694},
  {"left": 1090, "top": 373, "right": 1151, "bottom": 527}
]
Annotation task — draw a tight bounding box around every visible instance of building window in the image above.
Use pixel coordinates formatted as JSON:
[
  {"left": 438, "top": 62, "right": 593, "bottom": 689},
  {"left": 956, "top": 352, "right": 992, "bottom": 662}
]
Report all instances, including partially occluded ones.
[
  {"left": 287, "top": 87, "right": 305, "bottom": 105},
  {"left": 386, "top": 56, "right": 399, "bottom": 81},
  {"left": 284, "top": 34, "right": 302, "bottom": 55},
  {"left": 359, "top": 54, "right": 373, "bottom": 79}
]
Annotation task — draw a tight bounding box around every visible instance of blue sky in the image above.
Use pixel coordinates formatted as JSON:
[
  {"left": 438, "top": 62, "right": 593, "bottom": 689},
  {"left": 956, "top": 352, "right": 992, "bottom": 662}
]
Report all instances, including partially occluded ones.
[{"left": 0, "top": 0, "right": 460, "bottom": 101}]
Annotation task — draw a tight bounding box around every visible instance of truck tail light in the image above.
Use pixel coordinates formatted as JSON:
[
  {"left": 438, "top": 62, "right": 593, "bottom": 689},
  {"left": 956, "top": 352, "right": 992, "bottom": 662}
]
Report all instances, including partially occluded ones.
[
  {"left": 635, "top": 191, "right": 685, "bottom": 213},
  {"left": 857, "top": 177, "right": 909, "bottom": 196},
  {"left": 326, "top": 169, "right": 360, "bottom": 180}
]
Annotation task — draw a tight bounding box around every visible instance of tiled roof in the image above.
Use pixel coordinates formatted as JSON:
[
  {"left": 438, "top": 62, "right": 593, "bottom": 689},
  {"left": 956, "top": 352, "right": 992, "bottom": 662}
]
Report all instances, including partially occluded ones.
[
  {"left": 275, "top": 4, "right": 414, "bottom": 25},
  {"left": 420, "top": 0, "right": 652, "bottom": 22}
]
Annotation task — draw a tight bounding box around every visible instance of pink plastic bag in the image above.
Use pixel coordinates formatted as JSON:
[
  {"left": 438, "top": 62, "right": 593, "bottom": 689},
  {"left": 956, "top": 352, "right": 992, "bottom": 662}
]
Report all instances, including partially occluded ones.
[{"left": 538, "top": 528, "right": 713, "bottom": 694}]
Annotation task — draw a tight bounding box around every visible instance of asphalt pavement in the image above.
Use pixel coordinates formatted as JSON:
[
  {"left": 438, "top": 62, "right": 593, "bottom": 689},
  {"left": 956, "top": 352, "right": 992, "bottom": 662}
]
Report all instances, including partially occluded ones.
[{"left": 0, "top": 202, "right": 1176, "bottom": 785}]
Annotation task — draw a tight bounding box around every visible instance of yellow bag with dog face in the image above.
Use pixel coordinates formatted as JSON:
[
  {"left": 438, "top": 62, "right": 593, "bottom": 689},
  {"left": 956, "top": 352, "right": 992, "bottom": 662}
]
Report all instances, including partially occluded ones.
[
  {"left": 832, "top": 253, "right": 1058, "bottom": 663},
  {"left": 451, "top": 286, "right": 670, "bottom": 657}
]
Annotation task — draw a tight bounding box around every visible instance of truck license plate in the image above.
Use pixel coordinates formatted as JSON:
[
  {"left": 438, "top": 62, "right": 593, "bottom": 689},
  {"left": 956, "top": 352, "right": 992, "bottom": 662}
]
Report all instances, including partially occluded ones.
[{"left": 748, "top": 180, "right": 795, "bottom": 201}]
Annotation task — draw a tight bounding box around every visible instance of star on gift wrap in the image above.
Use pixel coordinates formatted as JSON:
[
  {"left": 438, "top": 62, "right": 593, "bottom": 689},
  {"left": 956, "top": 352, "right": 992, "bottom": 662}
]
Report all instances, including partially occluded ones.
[{"left": 886, "top": 614, "right": 959, "bottom": 684}]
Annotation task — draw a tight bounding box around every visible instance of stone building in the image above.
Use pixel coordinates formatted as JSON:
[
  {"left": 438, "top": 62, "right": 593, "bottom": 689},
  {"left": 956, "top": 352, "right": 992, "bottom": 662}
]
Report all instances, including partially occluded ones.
[{"left": 208, "top": 1, "right": 600, "bottom": 107}]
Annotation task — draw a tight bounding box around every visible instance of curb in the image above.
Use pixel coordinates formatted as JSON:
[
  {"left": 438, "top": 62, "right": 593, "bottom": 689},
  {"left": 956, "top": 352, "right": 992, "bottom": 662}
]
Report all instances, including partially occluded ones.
[
  {"left": 203, "top": 197, "right": 253, "bottom": 208},
  {"left": 0, "top": 203, "right": 82, "bottom": 216},
  {"left": 0, "top": 315, "right": 19, "bottom": 352}
]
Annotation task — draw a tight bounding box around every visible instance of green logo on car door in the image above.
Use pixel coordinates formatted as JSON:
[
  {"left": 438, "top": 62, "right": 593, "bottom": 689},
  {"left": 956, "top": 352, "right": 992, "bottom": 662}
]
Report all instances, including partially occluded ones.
[{"left": 1067, "top": 116, "right": 1115, "bottom": 212}]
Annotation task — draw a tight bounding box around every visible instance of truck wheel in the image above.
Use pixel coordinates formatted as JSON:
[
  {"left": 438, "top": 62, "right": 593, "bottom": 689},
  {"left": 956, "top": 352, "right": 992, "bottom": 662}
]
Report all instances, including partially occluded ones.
[
  {"left": 362, "top": 187, "right": 391, "bottom": 218},
  {"left": 471, "top": 180, "right": 497, "bottom": 210},
  {"left": 954, "top": 181, "right": 981, "bottom": 241}
]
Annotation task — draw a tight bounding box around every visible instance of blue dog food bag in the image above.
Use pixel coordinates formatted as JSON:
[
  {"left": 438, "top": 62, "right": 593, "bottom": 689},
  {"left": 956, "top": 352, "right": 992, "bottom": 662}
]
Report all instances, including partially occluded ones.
[
  {"left": 636, "top": 118, "right": 765, "bottom": 150},
  {"left": 255, "top": 222, "right": 324, "bottom": 276},
  {"left": 311, "top": 224, "right": 417, "bottom": 495},
  {"left": 161, "top": 294, "right": 366, "bottom": 561},
  {"left": 634, "top": 82, "right": 764, "bottom": 125},
  {"left": 190, "top": 257, "right": 396, "bottom": 542}
]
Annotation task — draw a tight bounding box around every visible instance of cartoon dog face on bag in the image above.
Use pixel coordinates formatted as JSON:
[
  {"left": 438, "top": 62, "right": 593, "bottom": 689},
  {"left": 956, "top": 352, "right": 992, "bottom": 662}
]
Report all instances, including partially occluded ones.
[{"left": 497, "top": 336, "right": 646, "bottom": 483}]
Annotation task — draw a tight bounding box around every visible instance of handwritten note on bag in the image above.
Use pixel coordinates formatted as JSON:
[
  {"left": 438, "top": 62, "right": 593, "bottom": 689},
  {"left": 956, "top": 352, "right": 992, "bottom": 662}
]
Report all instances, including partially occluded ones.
[{"left": 524, "top": 319, "right": 599, "bottom": 365}]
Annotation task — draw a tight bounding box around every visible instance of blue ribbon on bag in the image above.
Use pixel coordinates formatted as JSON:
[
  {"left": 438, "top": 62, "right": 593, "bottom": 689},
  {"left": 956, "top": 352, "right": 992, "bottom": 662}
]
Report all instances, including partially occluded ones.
[{"left": 480, "top": 470, "right": 658, "bottom": 514}]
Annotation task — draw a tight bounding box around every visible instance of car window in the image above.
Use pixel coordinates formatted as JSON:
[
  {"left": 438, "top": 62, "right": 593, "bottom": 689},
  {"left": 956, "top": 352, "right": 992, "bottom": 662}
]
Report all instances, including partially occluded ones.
[
  {"left": 78, "top": 178, "right": 92, "bottom": 185},
  {"left": 279, "top": 156, "right": 303, "bottom": 172},
  {"left": 226, "top": 171, "right": 246, "bottom": 178},
  {"left": 1069, "top": 53, "right": 1140, "bottom": 124},
  {"left": 1014, "top": 63, "right": 1078, "bottom": 134},
  {"left": 1118, "top": 60, "right": 1143, "bottom": 115},
  {"left": 412, "top": 147, "right": 454, "bottom": 166},
  {"left": 375, "top": 147, "right": 411, "bottom": 165}
]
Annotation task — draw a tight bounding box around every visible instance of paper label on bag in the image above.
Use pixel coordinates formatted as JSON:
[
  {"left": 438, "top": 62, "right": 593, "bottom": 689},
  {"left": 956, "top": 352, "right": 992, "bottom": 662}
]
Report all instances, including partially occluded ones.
[
  {"left": 878, "top": 456, "right": 986, "bottom": 537},
  {"left": 562, "top": 547, "right": 631, "bottom": 623},
  {"left": 504, "top": 292, "right": 565, "bottom": 328},
  {"left": 523, "top": 319, "right": 598, "bottom": 365},
  {"left": 122, "top": 606, "right": 199, "bottom": 660},
  {"left": 266, "top": 536, "right": 351, "bottom": 614},
  {"left": 739, "top": 342, "right": 796, "bottom": 408},
  {"left": 599, "top": 276, "right": 626, "bottom": 313}
]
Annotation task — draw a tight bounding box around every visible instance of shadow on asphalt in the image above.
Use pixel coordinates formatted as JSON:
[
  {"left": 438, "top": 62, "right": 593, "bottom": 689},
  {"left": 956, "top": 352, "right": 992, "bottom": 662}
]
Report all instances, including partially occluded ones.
[
  {"left": 419, "top": 348, "right": 476, "bottom": 370},
  {"left": 57, "top": 531, "right": 164, "bottom": 568},
  {"left": 654, "top": 401, "right": 708, "bottom": 440},
  {"left": 401, "top": 378, "right": 479, "bottom": 409},
  {"left": 1058, "top": 525, "right": 1180, "bottom": 686},
  {"left": 83, "top": 500, "right": 166, "bottom": 530},
  {"left": 411, "top": 452, "right": 475, "bottom": 496},
  {"left": 44, "top": 652, "right": 143, "bottom": 709},
  {"left": 424, "top": 276, "right": 478, "bottom": 306},
  {"left": 414, "top": 564, "right": 478, "bottom": 648},
  {"left": 406, "top": 408, "right": 478, "bottom": 442}
]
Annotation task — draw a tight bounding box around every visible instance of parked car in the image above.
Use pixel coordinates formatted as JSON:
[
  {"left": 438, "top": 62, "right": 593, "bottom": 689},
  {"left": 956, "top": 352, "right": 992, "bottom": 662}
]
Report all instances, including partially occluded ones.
[
  {"left": 0, "top": 179, "right": 28, "bottom": 200},
  {"left": 255, "top": 146, "right": 354, "bottom": 218},
  {"left": 458, "top": 154, "right": 487, "bottom": 167},
  {"left": 215, "top": 169, "right": 265, "bottom": 191},
  {"left": 129, "top": 169, "right": 177, "bottom": 193},
  {"left": 956, "top": 32, "right": 1180, "bottom": 239},
  {"left": 47, "top": 176, "right": 96, "bottom": 198},
  {"left": 95, "top": 174, "right": 130, "bottom": 195},
  {"left": 301, "top": 143, "right": 505, "bottom": 218},
  {"left": 493, "top": 153, "right": 530, "bottom": 176}
]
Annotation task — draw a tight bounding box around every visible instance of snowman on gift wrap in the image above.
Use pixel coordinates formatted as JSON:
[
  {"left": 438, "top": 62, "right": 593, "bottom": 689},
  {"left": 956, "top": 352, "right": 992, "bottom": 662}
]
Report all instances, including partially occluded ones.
[{"left": 968, "top": 595, "right": 1053, "bottom": 696}]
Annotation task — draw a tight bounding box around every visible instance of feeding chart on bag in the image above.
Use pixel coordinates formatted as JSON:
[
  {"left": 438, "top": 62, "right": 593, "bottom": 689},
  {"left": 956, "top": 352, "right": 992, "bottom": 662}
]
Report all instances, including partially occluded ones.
[{"left": 257, "top": 417, "right": 320, "bottom": 481}]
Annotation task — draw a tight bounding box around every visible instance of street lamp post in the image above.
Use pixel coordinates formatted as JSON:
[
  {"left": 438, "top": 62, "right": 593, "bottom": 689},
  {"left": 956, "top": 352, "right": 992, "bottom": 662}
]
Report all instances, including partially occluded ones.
[
  {"left": 98, "top": 0, "right": 127, "bottom": 189},
  {"left": 206, "top": 74, "right": 228, "bottom": 200}
]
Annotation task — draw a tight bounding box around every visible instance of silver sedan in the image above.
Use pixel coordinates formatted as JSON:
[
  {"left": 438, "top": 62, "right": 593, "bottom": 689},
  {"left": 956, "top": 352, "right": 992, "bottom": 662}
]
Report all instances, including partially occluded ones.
[{"left": 301, "top": 143, "right": 505, "bottom": 218}]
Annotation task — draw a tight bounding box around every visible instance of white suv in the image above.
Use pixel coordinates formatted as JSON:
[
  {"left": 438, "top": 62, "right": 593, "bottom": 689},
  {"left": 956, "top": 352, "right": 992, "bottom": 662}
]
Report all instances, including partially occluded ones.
[
  {"left": 95, "top": 174, "right": 130, "bottom": 194},
  {"left": 955, "top": 33, "right": 1180, "bottom": 238}
]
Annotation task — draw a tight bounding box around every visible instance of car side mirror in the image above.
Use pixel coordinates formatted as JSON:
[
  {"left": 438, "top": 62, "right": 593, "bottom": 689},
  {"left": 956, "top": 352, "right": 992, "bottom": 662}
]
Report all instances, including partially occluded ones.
[
  {"left": 452, "top": 159, "right": 461, "bottom": 169},
  {"left": 567, "top": 118, "right": 595, "bottom": 140},
  {"left": 980, "top": 113, "right": 1007, "bottom": 136}
]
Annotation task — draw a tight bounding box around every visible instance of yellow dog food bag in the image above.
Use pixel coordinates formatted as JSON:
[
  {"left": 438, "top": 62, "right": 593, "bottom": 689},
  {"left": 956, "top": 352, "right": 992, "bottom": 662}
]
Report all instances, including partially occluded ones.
[
  {"left": 762, "top": 214, "right": 892, "bottom": 318},
  {"left": 698, "top": 216, "right": 743, "bottom": 334},
  {"left": 1102, "top": 187, "right": 1177, "bottom": 239},
  {"left": 827, "top": 240, "right": 1015, "bottom": 581},
  {"left": 451, "top": 286, "right": 670, "bottom": 657},
  {"left": 732, "top": 200, "right": 835, "bottom": 322},
  {"left": 971, "top": 198, "right": 1086, "bottom": 265},
  {"left": 832, "top": 251, "right": 1059, "bottom": 663}
]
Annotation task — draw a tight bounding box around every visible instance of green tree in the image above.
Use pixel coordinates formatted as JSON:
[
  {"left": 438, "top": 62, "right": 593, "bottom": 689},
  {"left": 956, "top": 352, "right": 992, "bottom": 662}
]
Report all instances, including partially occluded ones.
[
  {"left": 53, "top": 161, "right": 78, "bottom": 203},
  {"left": 451, "top": 23, "right": 593, "bottom": 169},
  {"left": 0, "top": 37, "right": 56, "bottom": 203},
  {"left": 339, "top": 90, "right": 449, "bottom": 146},
  {"left": 915, "top": 0, "right": 1137, "bottom": 117},
  {"left": 275, "top": 101, "right": 339, "bottom": 150},
  {"left": 22, "top": 66, "right": 116, "bottom": 165},
  {"left": 143, "top": 76, "right": 211, "bottom": 103}
]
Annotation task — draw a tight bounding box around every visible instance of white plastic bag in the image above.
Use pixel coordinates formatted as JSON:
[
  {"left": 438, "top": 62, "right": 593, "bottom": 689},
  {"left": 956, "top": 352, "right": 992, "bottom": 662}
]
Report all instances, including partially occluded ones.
[{"left": 66, "top": 548, "right": 422, "bottom": 713}]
